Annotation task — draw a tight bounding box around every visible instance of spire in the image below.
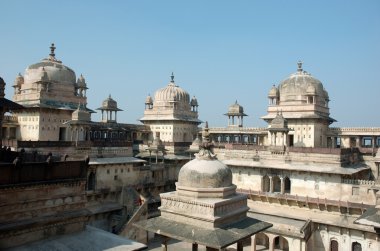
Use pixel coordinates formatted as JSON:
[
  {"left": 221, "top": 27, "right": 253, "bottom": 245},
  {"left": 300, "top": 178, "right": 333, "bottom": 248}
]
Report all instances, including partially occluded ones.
[
  {"left": 297, "top": 60, "right": 303, "bottom": 72},
  {"left": 49, "top": 43, "right": 56, "bottom": 58},
  {"left": 197, "top": 121, "right": 216, "bottom": 160},
  {"left": 170, "top": 72, "right": 175, "bottom": 83}
]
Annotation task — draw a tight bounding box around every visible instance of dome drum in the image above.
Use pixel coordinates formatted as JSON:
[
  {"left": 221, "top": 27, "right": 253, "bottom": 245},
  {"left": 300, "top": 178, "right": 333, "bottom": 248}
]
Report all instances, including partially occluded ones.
[{"left": 176, "top": 184, "right": 236, "bottom": 198}]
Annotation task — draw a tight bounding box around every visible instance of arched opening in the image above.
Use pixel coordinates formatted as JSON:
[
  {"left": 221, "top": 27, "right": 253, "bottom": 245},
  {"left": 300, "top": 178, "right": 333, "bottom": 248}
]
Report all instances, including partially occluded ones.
[
  {"left": 262, "top": 175, "right": 270, "bottom": 193},
  {"left": 352, "top": 242, "right": 362, "bottom": 251},
  {"left": 273, "top": 176, "right": 281, "bottom": 193},
  {"left": 87, "top": 172, "right": 96, "bottom": 191},
  {"left": 284, "top": 176, "right": 291, "bottom": 194},
  {"left": 330, "top": 239, "right": 339, "bottom": 251},
  {"left": 274, "top": 236, "right": 289, "bottom": 251},
  {"left": 255, "top": 233, "right": 269, "bottom": 250}
]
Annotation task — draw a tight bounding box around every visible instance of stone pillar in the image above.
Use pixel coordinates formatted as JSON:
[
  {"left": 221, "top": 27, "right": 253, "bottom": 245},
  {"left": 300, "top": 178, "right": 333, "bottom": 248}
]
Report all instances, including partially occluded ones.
[
  {"left": 356, "top": 136, "right": 361, "bottom": 147},
  {"left": 251, "top": 235, "right": 256, "bottom": 251},
  {"left": 237, "top": 241, "right": 243, "bottom": 251},
  {"left": 192, "top": 243, "right": 198, "bottom": 251},
  {"left": 280, "top": 177, "right": 285, "bottom": 194},
  {"left": 269, "top": 236, "right": 274, "bottom": 251},
  {"left": 284, "top": 132, "right": 287, "bottom": 147},
  {"left": 269, "top": 176, "right": 273, "bottom": 193},
  {"left": 5, "top": 127, "right": 10, "bottom": 139},
  {"left": 161, "top": 236, "right": 169, "bottom": 251}
]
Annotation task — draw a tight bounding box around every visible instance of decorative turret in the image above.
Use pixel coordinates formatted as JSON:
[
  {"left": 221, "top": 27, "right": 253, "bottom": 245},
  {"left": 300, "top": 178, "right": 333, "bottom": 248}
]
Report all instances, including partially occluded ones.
[
  {"left": 268, "top": 84, "right": 279, "bottom": 105},
  {"left": 145, "top": 94, "right": 153, "bottom": 110},
  {"left": 190, "top": 96, "right": 198, "bottom": 112},
  {"left": 224, "top": 100, "right": 247, "bottom": 127},
  {"left": 96, "top": 95, "right": 123, "bottom": 123},
  {"left": 76, "top": 74, "right": 88, "bottom": 97}
]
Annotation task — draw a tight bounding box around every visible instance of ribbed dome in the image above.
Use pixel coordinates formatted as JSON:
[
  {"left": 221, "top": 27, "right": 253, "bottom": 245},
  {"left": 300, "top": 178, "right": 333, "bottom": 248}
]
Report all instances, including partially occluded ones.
[
  {"left": 178, "top": 158, "right": 232, "bottom": 189},
  {"left": 278, "top": 62, "right": 328, "bottom": 102},
  {"left": 24, "top": 44, "right": 76, "bottom": 85},
  {"left": 154, "top": 74, "right": 190, "bottom": 104},
  {"left": 268, "top": 85, "right": 279, "bottom": 97}
]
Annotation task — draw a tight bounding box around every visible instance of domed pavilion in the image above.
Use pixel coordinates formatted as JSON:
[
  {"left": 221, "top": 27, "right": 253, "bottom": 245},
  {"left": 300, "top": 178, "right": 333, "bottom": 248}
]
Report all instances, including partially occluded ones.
[
  {"left": 262, "top": 61, "right": 335, "bottom": 148},
  {"left": 140, "top": 73, "right": 201, "bottom": 153},
  {"left": 135, "top": 123, "right": 271, "bottom": 250},
  {"left": 11, "top": 43, "right": 94, "bottom": 141}
]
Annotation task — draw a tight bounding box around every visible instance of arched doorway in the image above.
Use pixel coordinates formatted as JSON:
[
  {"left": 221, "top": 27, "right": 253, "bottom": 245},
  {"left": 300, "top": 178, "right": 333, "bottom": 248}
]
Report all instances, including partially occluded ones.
[
  {"left": 274, "top": 236, "right": 289, "bottom": 251},
  {"left": 273, "top": 176, "right": 281, "bottom": 193},
  {"left": 87, "top": 172, "right": 96, "bottom": 191},
  {"left": 352, "top": 242, "right": 362, "bottom": 251},
  {"left": 284, "top": 176, "right": 291, "bottom": 194},
  {"left": 255, "top": 233, "right": 269, "bottom": 250},
  {"left": 262, "top": 175, "right": 270, "bottom": 193},
  {"left": 330, "top": 239, "right": 339, "bottom": 251}
]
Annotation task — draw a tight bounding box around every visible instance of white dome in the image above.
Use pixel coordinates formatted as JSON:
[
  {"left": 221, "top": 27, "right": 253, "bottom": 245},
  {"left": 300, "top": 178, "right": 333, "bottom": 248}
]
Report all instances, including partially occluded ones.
[
  {"left": 278, "top": 62, "right": 328, "bottom": 102},
  {"left": 23, "top": 44, "right": 76, "bottom": 86}
]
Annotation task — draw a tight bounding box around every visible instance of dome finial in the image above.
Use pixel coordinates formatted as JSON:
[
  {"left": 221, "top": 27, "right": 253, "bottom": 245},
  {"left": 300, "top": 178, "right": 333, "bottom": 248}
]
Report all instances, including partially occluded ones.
[
  {"left": 170, "top": 72, "right": 175, "bottom": 82},
  {"left": 297, "top": 60, "right": 303, "bottom": 72},
  {"left": 49, "top": 43, "right": 56, "bottom": 58}
]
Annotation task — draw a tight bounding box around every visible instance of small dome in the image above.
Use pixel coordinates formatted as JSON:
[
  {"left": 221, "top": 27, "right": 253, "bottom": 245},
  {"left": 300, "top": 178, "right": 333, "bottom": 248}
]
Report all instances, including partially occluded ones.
[
  {"left": 178, "top": 123, "right": 232, "bottom": 189},
  {"left": 97, "top": 95, "right": 123, "bottom": 111},
  {"left": 190, "top": 96, "right": 198, "bottom": 106},
  {"left": 306, "top": 85, "right": 317, "bottom": 95},
  {"left": 268, "top": 85, "right": 279, "bottom": 97},
  {"left": 153, "top": 73, "right": 190, "bottom": 104},
  {"left": 178, "top": 158, "right": 232, "bottom": 188},
  {"left": 72, "top": 104, "right": 91, "bottom": 121},
  {"left": 77, "top": 74, "right": 87, "bottom": 88},
  {"left": 225, "top": 100, "right": 247, "bottom": 116},
  {"left": 24, "top": 44, "right": 76, "bottom": 85},
  {"left": 145, "top": 94, "right": 153, "bottom": 104},
  {"left": 14, "top": 73, "right": 24, "bottom": 87},
  {"left": 270, "top": 112, "right": 288, "bottom": 130}
]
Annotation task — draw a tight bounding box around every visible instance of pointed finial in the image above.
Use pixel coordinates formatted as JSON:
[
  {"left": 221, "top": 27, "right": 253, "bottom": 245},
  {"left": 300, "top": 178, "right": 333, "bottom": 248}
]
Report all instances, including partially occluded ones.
[
  {"left": 170, "top": 72, "right": 175, "bottom": 82},
  {"left": 235, "top": 100, "right": 238, "bottom": 104},
  {"left": 50, "top": 43, "right": 56, "bottom": 58},
  {"left": 297, "top": 60, "right": 303, "bottom": 72},
  {"left": 109, "top": 94, "right": 111, "bottom": 98}
]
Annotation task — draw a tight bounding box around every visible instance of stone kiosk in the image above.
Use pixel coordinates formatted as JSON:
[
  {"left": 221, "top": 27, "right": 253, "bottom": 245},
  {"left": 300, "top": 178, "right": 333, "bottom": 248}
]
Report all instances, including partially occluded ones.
[{"left": 135, "top": 123, "right": 271, "bottom": 250}]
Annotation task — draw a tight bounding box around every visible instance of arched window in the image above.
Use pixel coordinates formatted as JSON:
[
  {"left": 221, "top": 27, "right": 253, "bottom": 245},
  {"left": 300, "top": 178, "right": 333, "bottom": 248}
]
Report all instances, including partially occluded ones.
[
  {"left": 330, "top": 240, "right": 338, "bottom": 251},
  {"left": 273, "top": 176, "right": 281, "bottom": 193},
  {"left": 262, "top": 175, "right": 270, "bottom": 193},
  {"left": 274, "top": 236, "right": 289, "bottom": 251},
  {"left": 284, "top": 176, "right": 291, "bottom": 194},
  {"left": 352, "top": 242, "right": 362, "bottom": 251},
  {"left": 255, "top": 233, "right": 269, "bottom": 249}
]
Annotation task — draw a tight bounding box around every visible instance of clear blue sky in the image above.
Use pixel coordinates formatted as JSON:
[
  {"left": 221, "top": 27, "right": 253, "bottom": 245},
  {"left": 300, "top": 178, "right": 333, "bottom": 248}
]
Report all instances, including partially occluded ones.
[{"left": 1, "top": 0, "right": 379, "bottom": 127}]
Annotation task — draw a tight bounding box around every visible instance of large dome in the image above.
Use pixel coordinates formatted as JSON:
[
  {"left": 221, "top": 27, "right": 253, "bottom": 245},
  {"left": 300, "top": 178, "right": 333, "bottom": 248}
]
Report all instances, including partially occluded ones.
[
  {"left": 278, "top": 62, "right": 328, "bottom": 102},
  {"left": 154, "top": 73, "right": 190, "bottom": 104},
  {"left": 178, "top": 158, "right": 232, "bottom": 189},
  {"left": 23, "top": 44, "right": 76, "bottom": 85}
]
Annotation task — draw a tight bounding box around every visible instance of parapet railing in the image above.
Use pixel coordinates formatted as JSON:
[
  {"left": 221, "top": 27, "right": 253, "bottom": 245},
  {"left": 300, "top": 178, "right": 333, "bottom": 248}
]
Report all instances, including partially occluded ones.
[
  {"left": 341, "top": 179, "right": 376, "bottom": 186},
  {"left": 0, "top": 160, "right": 87, "bottom": 186}
]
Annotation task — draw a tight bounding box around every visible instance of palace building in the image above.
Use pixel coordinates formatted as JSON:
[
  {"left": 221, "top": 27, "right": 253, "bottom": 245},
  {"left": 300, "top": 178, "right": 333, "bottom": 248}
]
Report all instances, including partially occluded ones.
[{"left": 0, "top": 44, "right": 379, "bottom": 250}]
